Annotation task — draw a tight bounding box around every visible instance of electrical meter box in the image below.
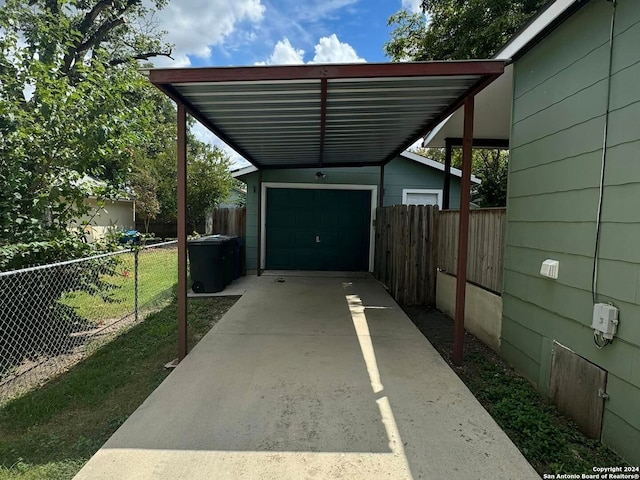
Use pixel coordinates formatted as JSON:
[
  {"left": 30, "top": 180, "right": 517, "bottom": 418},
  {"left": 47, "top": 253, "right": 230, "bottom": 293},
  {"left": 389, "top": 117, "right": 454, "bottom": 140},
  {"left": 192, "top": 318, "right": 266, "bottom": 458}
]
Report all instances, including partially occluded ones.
[{"left": 592, "top": 303, "right": 619, "bottom": 339}]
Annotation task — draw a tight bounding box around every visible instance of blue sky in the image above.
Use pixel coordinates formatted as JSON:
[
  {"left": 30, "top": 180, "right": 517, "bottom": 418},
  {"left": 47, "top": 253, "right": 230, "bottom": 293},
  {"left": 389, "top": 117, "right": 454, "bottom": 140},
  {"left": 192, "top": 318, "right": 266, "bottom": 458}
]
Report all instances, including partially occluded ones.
[
  {"left": 153, "top": 0, "right": 421, "bottom": 68},
  {"left": 151, "top": 0, "right": 422, "bottom": 165}
]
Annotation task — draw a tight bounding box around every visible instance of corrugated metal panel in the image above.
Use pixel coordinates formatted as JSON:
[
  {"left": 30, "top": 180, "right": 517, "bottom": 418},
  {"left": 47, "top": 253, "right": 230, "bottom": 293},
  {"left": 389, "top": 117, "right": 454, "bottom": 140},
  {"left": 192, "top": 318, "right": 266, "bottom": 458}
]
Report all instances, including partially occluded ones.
[{"left": 152, "top": 64, "right": 500, "bottom": 168}]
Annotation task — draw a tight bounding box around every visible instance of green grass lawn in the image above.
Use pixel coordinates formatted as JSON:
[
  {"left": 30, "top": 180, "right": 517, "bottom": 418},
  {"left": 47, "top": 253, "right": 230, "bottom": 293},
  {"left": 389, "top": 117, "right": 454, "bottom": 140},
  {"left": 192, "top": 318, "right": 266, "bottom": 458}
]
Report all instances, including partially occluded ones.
[
  {"left": 0, "top": 295, "right": 238, "bottom": 480},
  {"left": 59, "top": 247, "right": 178, "bottom": 323}
]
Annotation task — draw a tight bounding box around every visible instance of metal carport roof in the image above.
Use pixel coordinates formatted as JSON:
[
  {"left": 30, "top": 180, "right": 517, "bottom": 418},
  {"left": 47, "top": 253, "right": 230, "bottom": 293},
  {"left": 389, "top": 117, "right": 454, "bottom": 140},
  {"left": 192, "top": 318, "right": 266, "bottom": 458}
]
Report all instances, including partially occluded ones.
[
  {"left": 148, "top": 60, "right": 505, "bottom": 367},
  {"left": 148, "top": 61, "right": 505, "bottom": 169}
]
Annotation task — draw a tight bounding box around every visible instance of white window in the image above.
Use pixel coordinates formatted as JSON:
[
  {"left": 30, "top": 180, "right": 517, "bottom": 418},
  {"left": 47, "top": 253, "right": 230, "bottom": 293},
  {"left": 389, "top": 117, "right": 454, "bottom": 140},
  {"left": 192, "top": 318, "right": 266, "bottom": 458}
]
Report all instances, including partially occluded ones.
[{"left": 402, "top": 189, "right": 443, "bottom": 208}]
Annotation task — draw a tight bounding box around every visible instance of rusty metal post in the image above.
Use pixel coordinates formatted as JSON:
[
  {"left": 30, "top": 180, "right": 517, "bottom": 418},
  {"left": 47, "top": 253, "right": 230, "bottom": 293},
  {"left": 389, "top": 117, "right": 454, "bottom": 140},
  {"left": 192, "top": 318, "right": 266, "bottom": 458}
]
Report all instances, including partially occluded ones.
[
  {"left": 256, "top": 170, "right": 263, "bottom": 276},
  {"left": 443, "top": 138, "right": 452, "bottom": 210},
  {"left": 177, "top": 103, "right": 188, "bottom": 361},
  {"left": 452, "top": 96, "right": 474, "bottom": 366},
  {"left": 379, "top": 164, "right": 385, "bottom": 207}
]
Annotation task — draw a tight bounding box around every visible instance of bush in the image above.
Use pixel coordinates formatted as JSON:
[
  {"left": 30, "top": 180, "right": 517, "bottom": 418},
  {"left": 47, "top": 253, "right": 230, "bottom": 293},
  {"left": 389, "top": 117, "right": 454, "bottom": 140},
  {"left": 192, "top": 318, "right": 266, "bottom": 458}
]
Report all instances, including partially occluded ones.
[{"left": 0, "top": 238, "right": 105, "bottom": 272}]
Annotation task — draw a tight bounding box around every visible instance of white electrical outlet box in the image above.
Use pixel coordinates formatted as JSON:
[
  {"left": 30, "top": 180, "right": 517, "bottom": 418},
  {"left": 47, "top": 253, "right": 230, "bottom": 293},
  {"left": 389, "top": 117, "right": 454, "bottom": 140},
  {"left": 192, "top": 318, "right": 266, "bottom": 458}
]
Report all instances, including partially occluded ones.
[
  {"left": 592, "top": 303, "right": 619, "bottom": 340},
  {"left": 540, "top": 259, "right": 559, "bottom": 279}
]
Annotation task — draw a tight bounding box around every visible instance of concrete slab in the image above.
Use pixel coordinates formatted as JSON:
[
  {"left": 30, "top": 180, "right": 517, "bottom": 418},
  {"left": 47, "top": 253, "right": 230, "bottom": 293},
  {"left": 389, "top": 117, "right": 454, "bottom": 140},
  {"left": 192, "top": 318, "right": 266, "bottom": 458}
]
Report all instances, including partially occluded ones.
[{"left": 75, "top": 274, "right": 539, "bottom": 480}]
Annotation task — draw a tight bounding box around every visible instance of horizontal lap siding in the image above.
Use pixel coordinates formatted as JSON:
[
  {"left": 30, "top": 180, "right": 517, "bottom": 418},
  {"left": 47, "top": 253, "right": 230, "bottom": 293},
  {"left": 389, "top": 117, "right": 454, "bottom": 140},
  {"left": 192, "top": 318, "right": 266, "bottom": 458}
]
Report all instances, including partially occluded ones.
[
  {"left": 384, "top": 157, "right": 462, "bottom": 208},
  {"left": 504, "top": 0, "right": 640, "bottom": 463},
  {"left": 244, "top": 176, "right": 259, "bottom": 270}
]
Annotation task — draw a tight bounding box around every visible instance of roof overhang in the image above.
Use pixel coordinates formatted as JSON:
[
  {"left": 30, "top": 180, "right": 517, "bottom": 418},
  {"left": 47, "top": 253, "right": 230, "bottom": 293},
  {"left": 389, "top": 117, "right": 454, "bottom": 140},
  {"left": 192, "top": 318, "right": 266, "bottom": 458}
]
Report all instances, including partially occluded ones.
[
  {"left": 148, "top": 61, "right": 504, "bottom": 170},
  {"left": 422, "top": 65, "right": 514, "bottom": 148},
  {"left": 423, "top": 0, "right": 585, "bottom": 149}
]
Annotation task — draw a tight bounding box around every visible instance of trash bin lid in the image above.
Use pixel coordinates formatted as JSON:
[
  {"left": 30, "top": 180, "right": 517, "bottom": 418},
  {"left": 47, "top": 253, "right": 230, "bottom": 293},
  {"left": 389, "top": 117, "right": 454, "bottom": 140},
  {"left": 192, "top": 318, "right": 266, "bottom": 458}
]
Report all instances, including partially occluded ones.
[
  {"left": 216, "top": 235, "right": 240, "bottom": 243},
  {"left": 187, "top": 235, "right": 227, "bottom": 245}
]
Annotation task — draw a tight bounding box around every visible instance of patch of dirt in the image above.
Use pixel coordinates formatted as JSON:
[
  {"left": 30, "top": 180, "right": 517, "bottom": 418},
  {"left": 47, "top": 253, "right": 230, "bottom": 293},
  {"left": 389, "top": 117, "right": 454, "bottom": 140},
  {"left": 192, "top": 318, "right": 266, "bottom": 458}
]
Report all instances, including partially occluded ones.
[{"left": 402, "top": 305, "right": 499, "bottom": 378}]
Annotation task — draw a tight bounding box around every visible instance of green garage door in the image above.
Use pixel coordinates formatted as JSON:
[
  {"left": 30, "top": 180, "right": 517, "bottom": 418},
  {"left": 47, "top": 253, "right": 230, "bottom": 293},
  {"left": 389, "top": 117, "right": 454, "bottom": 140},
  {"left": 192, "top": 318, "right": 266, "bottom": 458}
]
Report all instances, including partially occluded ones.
[{"left": 266, "top": 188, "right": 371, "bottom": 271}]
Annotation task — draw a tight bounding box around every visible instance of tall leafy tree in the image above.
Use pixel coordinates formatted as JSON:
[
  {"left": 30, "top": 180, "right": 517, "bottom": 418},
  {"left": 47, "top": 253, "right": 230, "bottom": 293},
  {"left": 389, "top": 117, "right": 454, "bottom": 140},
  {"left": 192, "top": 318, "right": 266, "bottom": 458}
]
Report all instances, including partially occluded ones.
[
  {"left": 130, "top": 167, "right": 160, "bottom": 234},
  {"left": 144, "top": 134, "right": 233, "bottom": 227},
  {"left": 15, "top": 0, "right": 172, "bottom": 78},
  {"left": 186, "top": 143, "right": 233, "bottom": 228},
  {"left": 385, "top": 0, "right": 547, "bottom": 61},
  {"left": 0, "top": 0, "right": 172, "bottom": 243},
  {"left": 475, "top": 150, "right": 508, "bottom": 207}
]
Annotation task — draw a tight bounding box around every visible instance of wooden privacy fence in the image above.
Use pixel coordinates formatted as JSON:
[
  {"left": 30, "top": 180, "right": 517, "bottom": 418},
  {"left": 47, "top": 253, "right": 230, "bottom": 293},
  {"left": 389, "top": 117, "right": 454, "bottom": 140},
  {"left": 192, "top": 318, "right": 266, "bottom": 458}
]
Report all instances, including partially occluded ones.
[
  {"left": 209, "top": 207, "right": 246, "bottom": 237},
  {"left": 374, "top": 205, "right": 439, "bottom": 306},
  {"left": 373, "top": 206, "right": 506, "bottom": 305},
  {"left": 437, "top": 208, "right": 506, "bottom": 293}
]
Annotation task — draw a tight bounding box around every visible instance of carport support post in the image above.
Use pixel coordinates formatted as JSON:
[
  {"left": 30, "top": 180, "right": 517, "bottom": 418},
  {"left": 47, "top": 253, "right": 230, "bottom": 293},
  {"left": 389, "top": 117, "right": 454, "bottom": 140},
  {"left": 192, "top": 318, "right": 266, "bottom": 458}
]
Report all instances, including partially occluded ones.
[
  {"left": 452, "top": 96, "right": 474, "bottom": 366},
  {"left": 257, "top": 169, "right": 263, "bottom": 276},
  {"left": 379, "top": 164, "right": 385, "bottom": 207},
  {"left": 177, "top": 103, "right": 188, "bottom": 361},
  {"left": 443, "top": 138, "right": 452, "bottom": 210}
]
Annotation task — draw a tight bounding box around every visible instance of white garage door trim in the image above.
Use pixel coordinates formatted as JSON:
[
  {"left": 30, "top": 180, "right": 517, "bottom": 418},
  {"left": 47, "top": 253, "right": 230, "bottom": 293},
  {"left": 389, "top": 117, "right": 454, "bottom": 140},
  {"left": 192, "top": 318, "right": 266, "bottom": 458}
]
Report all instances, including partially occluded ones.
[
  {"left": 402, "top": 188, "right": 443, "bottom": 208},
  {"left": 261, "top": 182, "right": 378, "bottom": 272}
]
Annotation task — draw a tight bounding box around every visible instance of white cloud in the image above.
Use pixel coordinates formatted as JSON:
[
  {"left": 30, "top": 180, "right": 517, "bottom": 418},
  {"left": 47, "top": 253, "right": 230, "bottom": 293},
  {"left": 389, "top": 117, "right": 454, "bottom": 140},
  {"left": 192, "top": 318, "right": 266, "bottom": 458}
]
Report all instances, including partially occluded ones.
[
  {"left": 258, "top": 34, "right": 364, "bottom": 65},
  {"left": 310, "top": 34, "right": 365, "bottom": 64},
  {"left": 401, "top": 0, "right": 422, "bottom": 13},
  {"left": 151, "top": 0, "right": 265, "bottom": 67},
  {"left": 255, "top": 38, "right": 304, "bottom": 65},
  {"left": 291, "top": 0, "right": 359, "bottom": 23}
]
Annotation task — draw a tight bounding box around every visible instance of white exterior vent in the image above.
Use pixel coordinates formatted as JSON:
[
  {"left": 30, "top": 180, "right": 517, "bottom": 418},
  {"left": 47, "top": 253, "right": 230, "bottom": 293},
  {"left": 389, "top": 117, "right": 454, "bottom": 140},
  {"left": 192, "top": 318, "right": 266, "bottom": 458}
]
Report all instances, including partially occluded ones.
[{"left": 540, "top": 259, "right": 559, "bottom": 279}]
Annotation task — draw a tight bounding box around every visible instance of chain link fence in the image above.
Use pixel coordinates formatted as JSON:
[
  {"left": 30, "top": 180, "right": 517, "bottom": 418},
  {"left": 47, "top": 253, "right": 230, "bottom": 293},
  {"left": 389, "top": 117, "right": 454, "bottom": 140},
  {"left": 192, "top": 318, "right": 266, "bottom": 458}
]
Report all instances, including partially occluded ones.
[{"left": 0, "top": 240, "right": 177, "bottom": 404}]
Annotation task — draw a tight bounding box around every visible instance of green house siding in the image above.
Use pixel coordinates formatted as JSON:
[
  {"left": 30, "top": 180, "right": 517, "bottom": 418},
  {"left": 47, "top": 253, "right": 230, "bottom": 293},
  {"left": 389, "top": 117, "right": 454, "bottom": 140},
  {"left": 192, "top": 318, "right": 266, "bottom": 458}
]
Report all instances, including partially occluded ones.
[
  {"left": 504, "top": 0, "right": 640, "bottom": 463},
  {"left": 383, "top": 157, "right": 462, "bottom": 207},
  {"left": 239, "top": 155, "right": 462, "bottom": 272}
]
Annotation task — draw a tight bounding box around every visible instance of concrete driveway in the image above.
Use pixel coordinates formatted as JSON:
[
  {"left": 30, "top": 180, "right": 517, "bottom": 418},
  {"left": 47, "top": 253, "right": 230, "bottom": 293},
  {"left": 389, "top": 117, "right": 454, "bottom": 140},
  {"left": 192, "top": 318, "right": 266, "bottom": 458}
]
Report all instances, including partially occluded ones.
[{"left": 75, "top": 274, "right": 539, "bottom": 480}]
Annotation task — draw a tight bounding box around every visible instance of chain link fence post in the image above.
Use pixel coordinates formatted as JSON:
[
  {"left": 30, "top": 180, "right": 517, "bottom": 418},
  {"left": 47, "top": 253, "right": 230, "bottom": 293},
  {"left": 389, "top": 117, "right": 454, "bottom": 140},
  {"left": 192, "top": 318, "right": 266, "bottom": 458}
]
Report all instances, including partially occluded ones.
[{"left": 134, "top": 248, "right": 139, "bottom": 323}]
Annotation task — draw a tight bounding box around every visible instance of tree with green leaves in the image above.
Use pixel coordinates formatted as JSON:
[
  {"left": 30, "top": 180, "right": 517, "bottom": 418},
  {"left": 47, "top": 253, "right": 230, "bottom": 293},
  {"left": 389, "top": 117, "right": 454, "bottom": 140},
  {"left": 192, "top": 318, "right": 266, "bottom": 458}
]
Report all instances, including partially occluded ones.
[
  {"left": 385, "top": 0, "right": 547, "bottom": 61},
  {"left": 143, "top": 137, "right": 233, "bottom": 228},
  {"left": 0, "top": 0, "right": 172, "bottom": 246},
  {"left": 411, "top": 146, "right": 508, "bottom": 207},
  {"left": 474, "top": 150, "right": 509, "bottom": 207},
  {"left": 186, "top": 144, "right": 233, "bottom": 228},
  {"left": 130, "top": 168, "right": 160, "bottom": 234}
]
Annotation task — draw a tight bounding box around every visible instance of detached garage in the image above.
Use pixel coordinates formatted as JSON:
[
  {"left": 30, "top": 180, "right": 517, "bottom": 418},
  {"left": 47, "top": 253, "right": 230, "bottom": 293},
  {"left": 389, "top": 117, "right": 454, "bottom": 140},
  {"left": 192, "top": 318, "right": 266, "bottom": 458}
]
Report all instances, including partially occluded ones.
[{"left": 233, "top": 151, "right": 480, "bottom": 273}]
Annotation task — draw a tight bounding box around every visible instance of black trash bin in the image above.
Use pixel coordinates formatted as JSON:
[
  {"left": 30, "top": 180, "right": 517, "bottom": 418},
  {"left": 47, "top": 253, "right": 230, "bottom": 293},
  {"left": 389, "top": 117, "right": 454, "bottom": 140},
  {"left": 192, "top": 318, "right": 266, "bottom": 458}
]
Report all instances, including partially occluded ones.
[
  {"left": 208, "top": 235, "right": 241, "bottom": 285},
  {"left": 202, "top": 235, "right": 229, "bottom": 286},
  {"left": 233, "top": 237, "right": 244, "bottom": 279},
  {"left": 224, "top": 236, "right": 241, "bottom": 281},
  {"left": 187, "top": 236, "right": 228, "bottom": 293}
]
